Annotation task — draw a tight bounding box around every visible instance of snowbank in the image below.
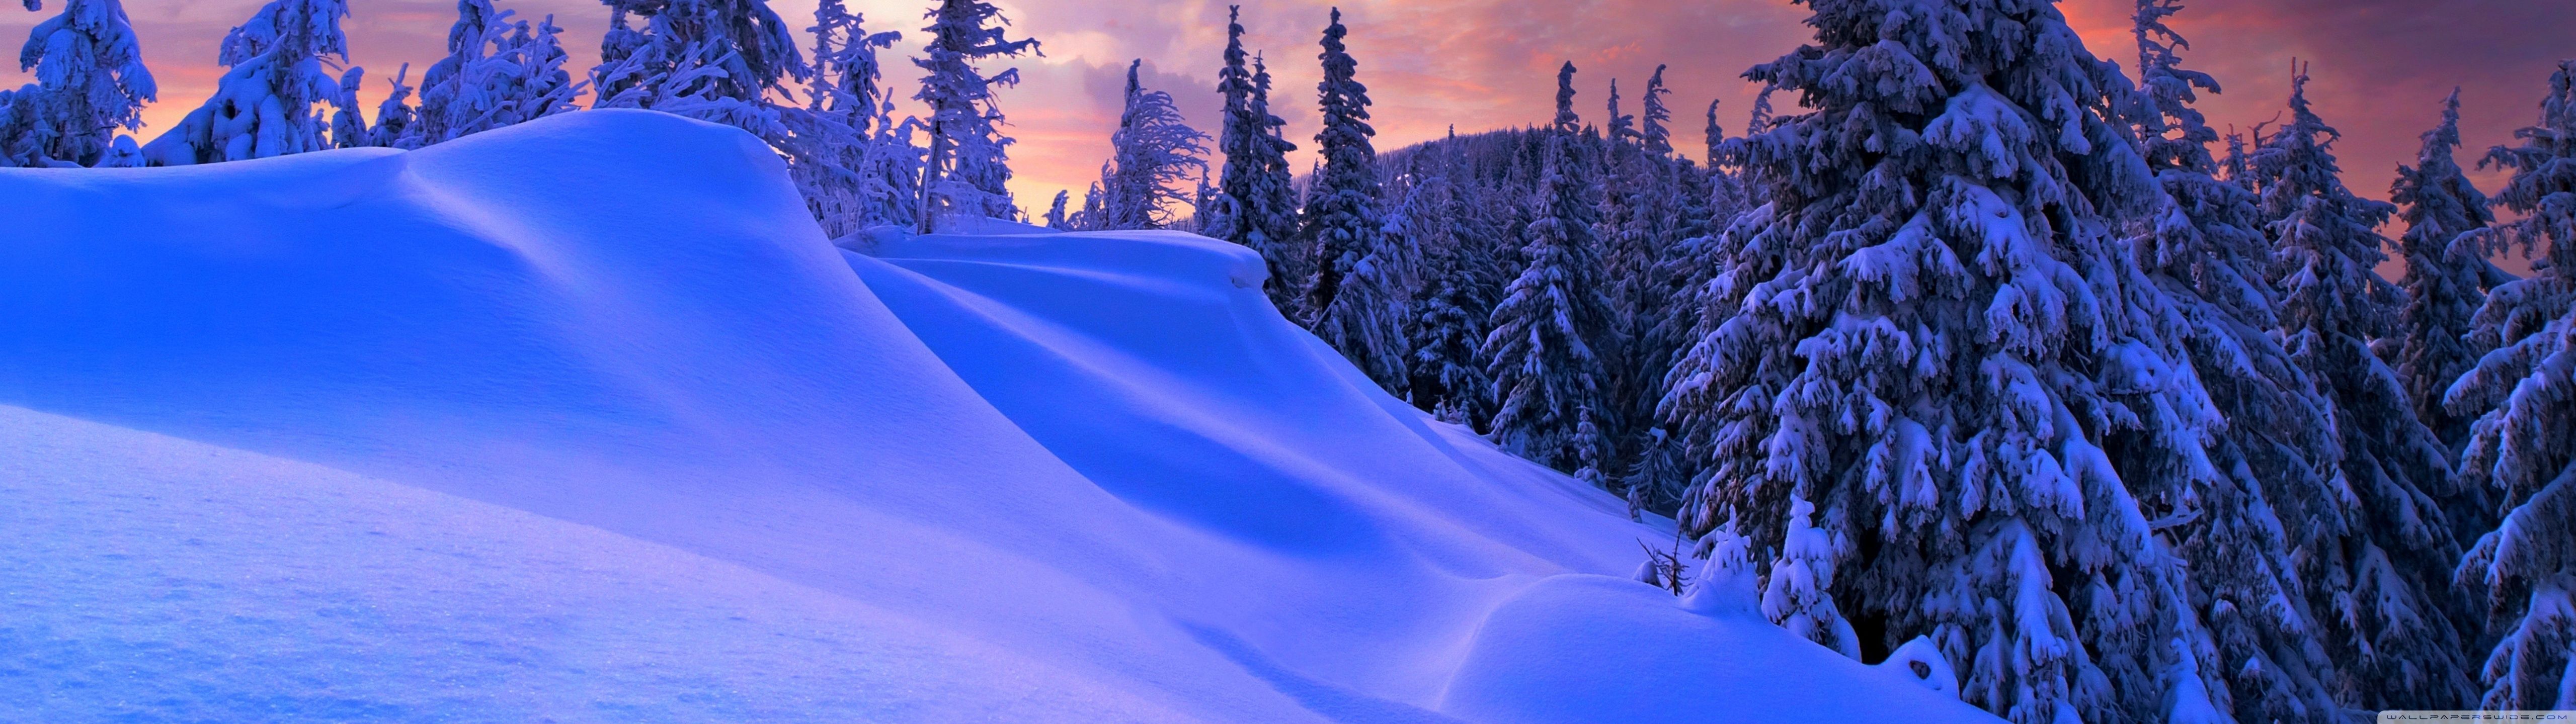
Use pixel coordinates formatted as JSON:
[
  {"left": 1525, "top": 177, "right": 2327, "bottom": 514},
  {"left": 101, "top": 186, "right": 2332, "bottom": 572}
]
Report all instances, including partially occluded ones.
[{"left": 0, "top": 110, "right": 1997, "bottom": 722}]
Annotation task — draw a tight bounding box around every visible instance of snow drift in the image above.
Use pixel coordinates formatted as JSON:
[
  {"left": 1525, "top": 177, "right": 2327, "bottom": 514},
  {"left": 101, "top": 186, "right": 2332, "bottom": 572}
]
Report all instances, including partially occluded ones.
[{"left": 0, "top": 110, "right": 1995, "bottom": 722}]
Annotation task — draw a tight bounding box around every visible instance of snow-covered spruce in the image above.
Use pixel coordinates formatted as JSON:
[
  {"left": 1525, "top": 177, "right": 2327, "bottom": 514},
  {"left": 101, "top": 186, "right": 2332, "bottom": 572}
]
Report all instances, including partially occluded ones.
[
  {"left": 797, "top": 0, "right": 916, "bottom": 235},
  {"left": 1403, "top": 162, "right": 1496, "bottom": 426},
  {"left": 139, "top": 0, "right": 347, "bottom": 165},
  {"left": 1313, "top": 171, "right": 1421, "bottom": 395},
  {"left": 1302, "top": 8, "right": 1383, "bottom": 330},
  {"left": 2393, "top": 90, "right": 2507, "bottom": 452},
  {"left": 364, "top": 63, "right": 419, "bottom": 148},
  {"left": 1206, "top": 6, "right": 1308, "bottom": 316},
  {"left": 2124, "top": 3, "right": 2349, "bottom": 718},
  {"left": 911, "top": 0, "right": 1036, "bottom": 230},
  {"left": 1551, "top": 61, "right": 1579, "bottom": 134},
  {"left": 2255, "top": 67, "right": 2476, "bottom": 713},
  {"left": 2, "top": 0, "right": 154, "bottom": 167},
  {"left": 416, "top": 0, "right": 581, "bottom": 146},
  {"left": 1484, "top": 130, "right": 1612, "bottom": 487},
  {"left": 2448, "top": 59, "right": 2576, "bottom": 713},
  {"left": 1086, "top": 59, "right": 1209, "bottom": 231},
  {"left": 1599, "top": 66, "right": 1704, "bottom": 515},
  {"left": 1657, "top": 1, "right": 2231, "bottom": 720},
  {"left": 326, "top": 65, "right": 368, "bottom": 148},
  {"left": 592, "top": 0, "right": 801, "bottom": 112}
]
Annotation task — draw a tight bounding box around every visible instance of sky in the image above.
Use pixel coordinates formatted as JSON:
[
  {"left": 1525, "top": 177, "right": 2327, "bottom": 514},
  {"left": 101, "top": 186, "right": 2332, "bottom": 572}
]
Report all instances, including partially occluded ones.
[{"left": 7, "top": 0, "right": 2573, "bottom": 231}]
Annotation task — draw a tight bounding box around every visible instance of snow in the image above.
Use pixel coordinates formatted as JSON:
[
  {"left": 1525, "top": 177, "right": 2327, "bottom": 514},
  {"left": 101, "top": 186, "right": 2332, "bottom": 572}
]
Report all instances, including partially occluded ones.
[{"left": 0, "top": 109, "right": 1998, "bottom": 722}]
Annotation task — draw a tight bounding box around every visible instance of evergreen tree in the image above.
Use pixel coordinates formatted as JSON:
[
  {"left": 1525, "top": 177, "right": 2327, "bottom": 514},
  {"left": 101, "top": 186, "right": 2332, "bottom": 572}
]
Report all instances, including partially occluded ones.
[
  {"left": 419, "top": 0, "right": 581, "bottom": 145},
  {"left": 2392, "top": 90, "right": 2505, "bottom": 451},
  {"left": 589, "top": 0, "right": 826, "bottom": 222},
  {"left": 805, "top": 0, "right": 897, "bottom": 131},
  {"left": 1210, "top": 7, "right": 1308, "bottom": 316},
  {"left": 913, "top": 0, "right": 1038, "bottom": 230},
  {"left": 366, "top": 63, "right": 419, "bottom": 148},
  {"left": 1601, "top": 78, "right": 1634, "bottom": 147},
  {"left": 2125, "top": 4, "right": 2346, "bottom": 719},
  {"left": 1483, "top": 131, "right": 1610, "bottom": 477},
  {"left": 1042, "top": 189, "right": 1070, "bottom": 229},
  {"left": 1598, "top": 71, "right": 1684, "bottom": 511},
  {"left": 797, "top": 0, "right": 911, "bottom": 234},
  {"left": 1302, "top": 8, "right": 1382, "bottom": 324},
  {"left": 1405, "top": 139, "right": 1497, "bottom": 426},
  {"left": 139, "top": 0, "right": 349, "bottom": 165},
  {"left": 2252, "top": 67, "right": 2475, "bottom": 713},
  {"left": 3, "top": 0, "right": 154, "bottom": 167},
  {"left": 1316, "top": 177, "right": 1419, "bottom": 393},
  {"left": 1092, "top": 59, "right": 1210, "bottom": 230},
  {"left": 1551, "top": 61, "right": 1579, "bottom": 134},
  {"left": 1072, "top": 181, "right": 1103, "bottom": 229},
  {"left": 327, "top": 65, "right": 366, "bottom": 148},
  {"left": 2448, "top": 59, "right": 2576, "bottom": 713},
  {"left": 1251, "top": 52, "right": 1309, "bottom": 313},
  {"left": 1703, "top": 99, "right": 1725, "bottom": 167},
  {"left": 591, "top": 0, "right": 801, "bottom": 109},
  {"left": 1638, "top": 65, "right": 1674, "bottom": 158},
  {"left": 1659, "top": 1, "right": 2229, "bottom": 720}
]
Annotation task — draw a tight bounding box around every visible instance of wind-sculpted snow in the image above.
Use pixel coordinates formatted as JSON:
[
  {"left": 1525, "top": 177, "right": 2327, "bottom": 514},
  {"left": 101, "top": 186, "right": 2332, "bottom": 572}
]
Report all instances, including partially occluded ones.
[{"left": 0, "top": 110, "right": 1996, "bottom": 722}]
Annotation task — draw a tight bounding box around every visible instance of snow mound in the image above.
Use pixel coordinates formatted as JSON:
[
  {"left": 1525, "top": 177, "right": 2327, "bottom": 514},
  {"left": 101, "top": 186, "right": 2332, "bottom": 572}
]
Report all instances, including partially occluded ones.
[{"left": 0, "top": 110, "right": 1997, "bottom": 723}]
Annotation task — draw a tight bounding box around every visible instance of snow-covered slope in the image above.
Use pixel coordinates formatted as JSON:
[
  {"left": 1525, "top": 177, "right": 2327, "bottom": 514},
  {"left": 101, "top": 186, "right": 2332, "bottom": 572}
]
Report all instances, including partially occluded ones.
[{"left": 0, "top": 110, "right": 1996, "bottom": 723}]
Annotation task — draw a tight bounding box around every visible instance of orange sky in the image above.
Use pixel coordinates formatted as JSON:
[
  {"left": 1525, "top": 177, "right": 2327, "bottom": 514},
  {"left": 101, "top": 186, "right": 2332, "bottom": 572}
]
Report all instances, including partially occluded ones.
[{"left": 6, "top": 0, "right": 2571, "bottom": 229}]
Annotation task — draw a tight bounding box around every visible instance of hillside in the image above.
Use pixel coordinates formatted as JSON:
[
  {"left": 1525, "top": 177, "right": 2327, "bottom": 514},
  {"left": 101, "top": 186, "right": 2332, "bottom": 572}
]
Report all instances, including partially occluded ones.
[{"left": 0, "top": 110, "right": 1990, "bottom": 723}]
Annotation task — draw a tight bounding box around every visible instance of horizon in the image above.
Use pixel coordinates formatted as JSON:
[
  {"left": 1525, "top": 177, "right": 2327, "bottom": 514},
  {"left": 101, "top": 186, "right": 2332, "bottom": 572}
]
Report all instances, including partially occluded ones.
[{"left": 7, "top": 0, "right": 2570, "bottom": 228}]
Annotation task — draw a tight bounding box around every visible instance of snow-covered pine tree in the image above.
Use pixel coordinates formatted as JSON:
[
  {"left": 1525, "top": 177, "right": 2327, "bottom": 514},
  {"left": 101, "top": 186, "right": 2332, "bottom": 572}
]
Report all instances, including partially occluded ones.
[
  {"left": 1042, "top": 189, "right": 1069, "bottom": 229},
  {"left": 589, "top": 0, "right": 820, "bottom": 193},
  {"left": 1610, "top": 67, "right": 1707, "bottom": 515},
  {"left": 1302, "top": 8, "right": 1383, "bottom": 325},
  {"left": 1072, "top": 181, "right": 1103, "bottom": 230},
  {"left": 795, "top": 0, "right": 909, "bottom": 234},
  {"left": 2124, "top": 3, "right": 2353, "bottom": 719},
  {"left": 139, "top": 0, "right": 348, "bottom": 165},
  {"left": 2393, "top": 90, "right": 2505, "bottom": 451},
  {"left": 1703, "top": 99, "right": 1724, "bottom": 166},
  {"left": 1092, "top": 59, "right": 1210, "bottom": 230},
  {"left": 1408, "top": 172, "right": 1494, "bottom": 424},
  {"left": 1638, "top": 65, "right": 1674, "bottom": 159},
  {"left": 3, "top": 0, "right": 154, "bottom": 167},
  {"left": 419, "top": 0, "right": 499, "bottom": 140},
  {"left": 2447, "top": 58, "right": 2576, "bottom": 713},
  {"left": 1700, "top": 97, "right": 1747, "bottom": 218},
  {"left": 419, "top": 0, "right": 581, "bottom": 145},
  {"left": 592, "top": 0, "right": 800, "bottom": 110},
  {"left": 1184, "top": 170, "right": 1216, "bottom": 233},
  {"left": 328, "top": 65, "right": 366, "bottom": 148},
  {"left": 1601, "top": 78, "right": 1634, "bottom": 147},
  {"left": 1251, "top": 52, "right": 1309, "bottom": 314},
  {"left": 1660, "top": 1, "right": 2233, "bottom": 720},
  {"left": 1595, "top": 73, "right": 1668, "bottom": 508},
  {"left": 1483, "top": 130, "right": 1610, "bottom": 477},
  {"left": 366, "top": 63, "right": 420, "bottom": 148},
  {"left": 2252, "top": 65, "right": 2477, "bottom": 712},
  {"left": 913, "top": 0, "right": 1037, "bottom": 231},
  {"left": 1631, "top": 168, "right": 1718, "bottom": 515},
  {"left": 1551, "top": 61, "right": 1578, "bottom": 134},
  {"left": 2220, "top": 124, "right": 2255, "bottom": 191},
  {"left": 806, "top": 0, "right": 896, "bottom": 132},
  {"left": 1314, "top": 174, "right": 1419, "bottom": 394},
  {"left": 1210, "top": 7, "right": 1308, "bottom": 315}
]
